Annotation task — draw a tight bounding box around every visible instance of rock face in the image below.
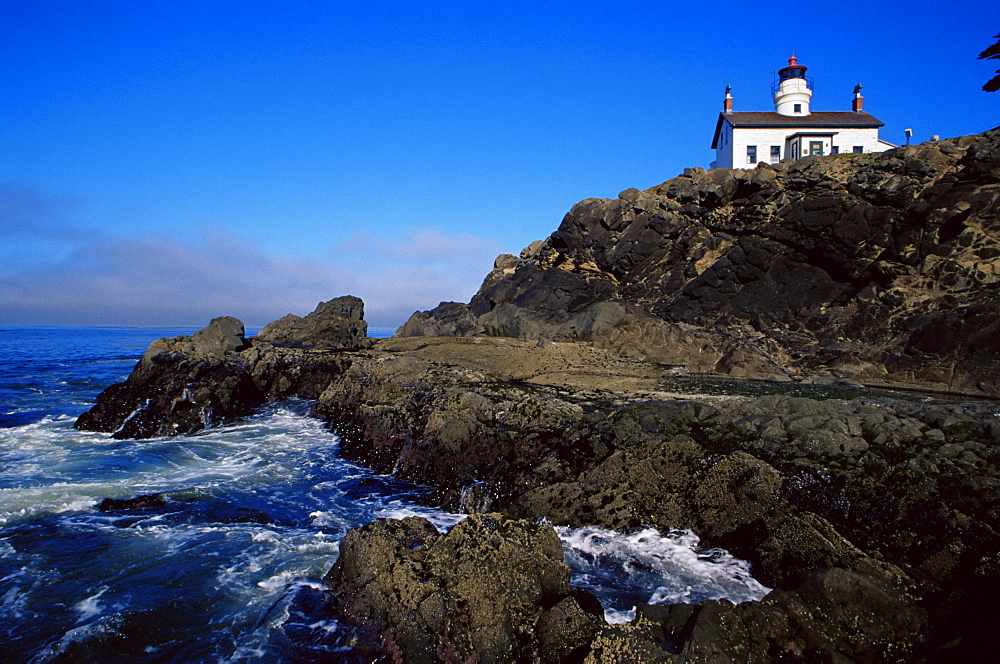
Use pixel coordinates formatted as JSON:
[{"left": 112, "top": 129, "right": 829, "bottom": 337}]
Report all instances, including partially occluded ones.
[
  {"left": 75, "top": 298, "right": 365, "bottom": 438},
  {"left": 400, "top": 131, "right": 1000, "bottom": 396},
  {"left": 80, "top": 132, "right": 1000, "bottom": 661}
]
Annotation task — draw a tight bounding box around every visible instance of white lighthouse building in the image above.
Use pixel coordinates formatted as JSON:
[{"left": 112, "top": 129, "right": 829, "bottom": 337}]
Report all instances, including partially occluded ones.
[{"left": 710, "top": 56, "right": 895, "bottom": 169}]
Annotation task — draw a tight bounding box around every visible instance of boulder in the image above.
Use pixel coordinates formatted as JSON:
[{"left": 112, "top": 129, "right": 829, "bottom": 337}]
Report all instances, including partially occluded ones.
[
  {"left": 75, "top": 318, "right": 266, "bottom": 438},
  {"left": 324, "top": 514, "right": 601, "bottom": 663},
  {"left": 190, "top": 316, "right": 249, "bottom": 356},
  {"left": 396, "top": 301, "right": 481, "bottom": 337},
  {"left": 256, "top": 295, "right": 368, "bottom": 350},
  {"left": 76, "top": 298, "right": 367, "bottom": 438}
]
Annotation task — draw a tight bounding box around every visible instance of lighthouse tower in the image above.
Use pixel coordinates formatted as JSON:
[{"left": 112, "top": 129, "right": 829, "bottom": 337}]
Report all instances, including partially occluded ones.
[{"left": 773, "top": 55, "right": 812, "bottom": 116}]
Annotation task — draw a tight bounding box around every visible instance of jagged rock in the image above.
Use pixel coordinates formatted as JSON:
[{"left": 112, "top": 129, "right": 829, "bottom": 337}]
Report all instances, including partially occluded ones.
[
  {"left": 74, "top": 318, "right": 266, "bottom": 438},
  {"left": 80, "top": 132, "right": 1000, "bottom": 661},
  {"left": 403, "top": 130, "right": 1000, "bottom": 396},
  {"left": 632, "top": 567, "right": 925, "bottom": 663},
  {"left": 256, "top": 295, "right": 368, "bottom": 350},
  {"left": 396, "top": 301, "right": 481, "bottom": 337},
  {"left": 97, "top": 493, "right": 167, "bottom": 512},
  {"left": 309, "top": 335, "right": 999, "bottom": 661},
  {"left": 325, "top": 509, "right": 927, "bottom": 663},
  {"left": 190, "top": 316, "right": 250, "bottom": 356},
  {"left": 324, "top": 514, "right": 598, "bottom": 663},
  {"left": 75, "top": 300, "right": 364, "bottom": 438}
]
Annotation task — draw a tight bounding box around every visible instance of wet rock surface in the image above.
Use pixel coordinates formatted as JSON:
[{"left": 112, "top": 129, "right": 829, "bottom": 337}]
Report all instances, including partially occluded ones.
[
  {"left": 324, "top": 513, "right": 598, "bottom": 663},
  {"left": 401, "top": 130, "right": 1000, "bottom": 397}
]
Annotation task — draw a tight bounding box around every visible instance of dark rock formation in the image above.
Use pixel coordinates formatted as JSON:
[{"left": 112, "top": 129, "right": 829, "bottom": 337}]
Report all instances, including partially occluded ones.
[
  {"left": 75, "top": 298, "right": 365, "bottom": 438},
  {"left": 395, "top": 301, "right": 480, "bottom": 338},
  {"left": 325, "top": 514, "right": 600, "bottom": 663},
  {"left": 256, "top": 295, "right": 368, "bottom": 349},
  {"left": 325, "top": 509, "right": 929, "bottom": 662},
  {"left": 400, "top": 131, "right": 1000, "bottom": 396},
  {"left": 97, "top": 493, "right": 167, "bottom": 512},
  {"left": 315, "top": 336, "right": 999, "bottom": 662}
]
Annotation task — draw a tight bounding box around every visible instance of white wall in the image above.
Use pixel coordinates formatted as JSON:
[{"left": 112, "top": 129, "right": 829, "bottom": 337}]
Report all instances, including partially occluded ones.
[
  {"left": 825, "top": 126, "right": 888, "bottom": 154},
  {"left": 712, "top": 122, "right": 889, "bottom": 169},
  {"left": 715, "top": 125, "right": 796, "bottom": 168}
]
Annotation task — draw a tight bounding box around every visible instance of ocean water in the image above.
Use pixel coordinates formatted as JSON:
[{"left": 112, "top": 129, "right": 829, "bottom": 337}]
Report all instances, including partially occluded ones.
[{"left": 0, "top": 326, "right": 768, "bottom": 661}]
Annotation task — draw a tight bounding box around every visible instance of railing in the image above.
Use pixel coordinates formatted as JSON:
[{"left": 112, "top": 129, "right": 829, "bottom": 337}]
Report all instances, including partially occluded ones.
[{"left": 771, "top": 75, "right": 815, "bottom": 96}]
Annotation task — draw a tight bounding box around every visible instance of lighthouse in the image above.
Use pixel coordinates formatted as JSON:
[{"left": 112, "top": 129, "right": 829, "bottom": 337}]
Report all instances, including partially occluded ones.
[
  {"left": 773, "top": 55, "right": 812, "bottom": 116},
  {"left": 710, "top": 55, "right": 895, "bottom": 168}
]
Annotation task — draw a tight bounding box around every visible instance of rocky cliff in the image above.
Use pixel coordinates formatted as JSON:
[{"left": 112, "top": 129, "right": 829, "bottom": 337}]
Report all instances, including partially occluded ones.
[
  {"left": 400, "top": 130, "right": 1000, "bottom": 396},
  {"left": 76, "top": 132, "right": 1000, "bottom": 662}
]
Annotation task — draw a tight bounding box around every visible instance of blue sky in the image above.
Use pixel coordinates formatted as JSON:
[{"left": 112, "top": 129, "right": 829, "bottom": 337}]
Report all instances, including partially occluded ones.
[{"left": 2, "top": 1, "right": 997, "bottom": 329}]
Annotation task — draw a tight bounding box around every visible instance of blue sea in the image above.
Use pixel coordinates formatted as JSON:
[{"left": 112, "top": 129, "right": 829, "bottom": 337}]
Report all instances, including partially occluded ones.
[{"left": 0, "top": 326, "right": 768, "bottom": 662}]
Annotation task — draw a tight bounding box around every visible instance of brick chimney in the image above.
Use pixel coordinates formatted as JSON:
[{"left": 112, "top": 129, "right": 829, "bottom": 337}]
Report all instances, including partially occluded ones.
[
  {"left": 852, "top": 83, "right": 864, "bottom": 112},
  {"left": 724, "top": 84, "right": 733, "bottom": 112}
]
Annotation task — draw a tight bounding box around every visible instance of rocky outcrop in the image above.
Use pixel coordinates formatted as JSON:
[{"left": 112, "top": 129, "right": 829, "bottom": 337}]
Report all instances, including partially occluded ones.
[
  {"left": 325, "top": 514, "right": 601, "bottom": 663},
  {"left": 75, "top": 298, "right": 366, "bottom": 438},
  {"left": 325, "top": 511, "right": 928, "bottom": 663},
  {"left": 400, "top": 130, "right": 1000, "bottom": 396},
  {"left": 314, "top": 336, "right": 999, "bottom": 662},
  {"left": 256, "top": 295, "right": 368, "bottom": 349},
  {"left": 80, "top": 131, "right": 1000, "bottom": 661},
  {"left": 395, "top": 301, "right": 481, "bottom": 338}
]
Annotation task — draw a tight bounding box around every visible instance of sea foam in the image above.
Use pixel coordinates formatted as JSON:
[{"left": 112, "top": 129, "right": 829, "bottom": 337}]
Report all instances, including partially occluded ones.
[{"left": 556, "top": 524, "right": 771, "bottom": 624}]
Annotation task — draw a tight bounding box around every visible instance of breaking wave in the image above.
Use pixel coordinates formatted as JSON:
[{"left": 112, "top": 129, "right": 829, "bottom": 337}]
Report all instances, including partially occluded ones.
[{"left": 556, "top": 524, "right": 771, "bottom": 624}]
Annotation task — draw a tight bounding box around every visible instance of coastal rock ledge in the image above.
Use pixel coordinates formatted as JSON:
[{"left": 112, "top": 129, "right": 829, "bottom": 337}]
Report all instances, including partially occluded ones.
[
  {"left": 75, "top": 296, "right": 367, "bottom": 438},
  {"left": 77, "top": 132, "right": 1000, "bottom": 662},
  {"left": 311, "top": 335, "right": 997, "bottom": 662}
]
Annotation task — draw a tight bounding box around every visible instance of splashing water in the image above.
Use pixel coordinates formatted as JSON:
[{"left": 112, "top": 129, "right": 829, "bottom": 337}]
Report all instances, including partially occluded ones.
[{"left": 556, "top": 525, "right": 771, "bottom": 624}]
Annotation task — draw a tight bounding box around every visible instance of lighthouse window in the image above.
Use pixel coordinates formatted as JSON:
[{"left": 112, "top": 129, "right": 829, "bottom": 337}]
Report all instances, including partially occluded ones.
[
  {"left": 747, "top": 146, "right": 757, "bottom": 164},
  {"left": 793, "top": 103, "right": 802, "bottom": 113},
  {"left": 853, "top": 146, "right": 864, "bottom": 153},
  {"left": 809, "top": 141, "right": 824, "bottom": 156},
  {"left": 770, "top": 146, "right": 781, "bottom": 162}
]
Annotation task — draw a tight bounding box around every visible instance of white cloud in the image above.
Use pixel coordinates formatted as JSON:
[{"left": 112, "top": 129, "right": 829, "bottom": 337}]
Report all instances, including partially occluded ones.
[
  {"left": 0, "top": 221, "right": 502, "bottom": 330},
  {"left": 331, "top": 226, "right": 502, "bottom": 328}
]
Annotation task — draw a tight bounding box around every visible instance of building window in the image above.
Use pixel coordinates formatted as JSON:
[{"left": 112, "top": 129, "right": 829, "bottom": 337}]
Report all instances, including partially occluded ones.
[
  {"left": 770, "top": 146, "right": 781, "bottom": 162},
  {"left": 747, "top": 146, "right": 757, "bottom": 164},
  {"left": 809, "top": 141, "right": 824, "bottom": 156},
  {"left": 793, "top": 103, "right": 802, "bottom": 113},
  {"left": 831, "top": 146, "right": 839, "bottom": 154},
  {"left": 853, "top": 146, "right": 863, "bottom": 154}
]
